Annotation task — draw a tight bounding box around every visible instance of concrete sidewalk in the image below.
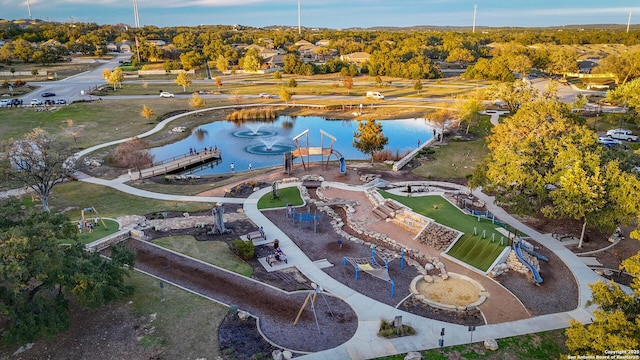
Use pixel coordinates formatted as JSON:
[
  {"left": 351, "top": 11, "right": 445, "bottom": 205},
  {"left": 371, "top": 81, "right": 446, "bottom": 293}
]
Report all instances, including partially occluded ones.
[{"left": 243, "top": 182, "right": 599, "bottom": 359}]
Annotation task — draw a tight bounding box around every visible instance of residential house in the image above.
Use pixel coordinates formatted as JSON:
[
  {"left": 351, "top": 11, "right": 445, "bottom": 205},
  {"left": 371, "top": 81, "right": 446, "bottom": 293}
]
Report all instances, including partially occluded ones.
[
  {"left": 106, "top": 42, "right": 118, "bottom": 52},
  {"left": 340, "top": 52, "right": 370, "bottom": 64},
  {"left": 148, "top": 39, "right": 166, "bottom": 47}
]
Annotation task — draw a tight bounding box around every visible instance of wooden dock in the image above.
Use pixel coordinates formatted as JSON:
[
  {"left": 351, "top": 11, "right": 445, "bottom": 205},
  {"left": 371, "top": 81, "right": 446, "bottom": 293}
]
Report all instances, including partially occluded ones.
[{"left": 137, "top": 150, "right": 221, "bottom": 179}]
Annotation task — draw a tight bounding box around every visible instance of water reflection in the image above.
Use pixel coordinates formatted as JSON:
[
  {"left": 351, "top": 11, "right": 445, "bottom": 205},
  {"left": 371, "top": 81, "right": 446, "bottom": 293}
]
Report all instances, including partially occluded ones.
[{"left": 150, "top": 116, "right": 434, "bottom": 175}]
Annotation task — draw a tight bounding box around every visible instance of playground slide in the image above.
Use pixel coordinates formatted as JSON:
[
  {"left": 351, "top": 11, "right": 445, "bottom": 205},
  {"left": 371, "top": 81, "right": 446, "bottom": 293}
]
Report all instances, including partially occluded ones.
[
  {"left": 331, "top": 149, "right": 346, "bottom": 174},
  {"left": 520, "top": 244, "right": 549, "bottom": 262},
  {"left": 513, "top": 241, "right": 543, "bottom": 283}
]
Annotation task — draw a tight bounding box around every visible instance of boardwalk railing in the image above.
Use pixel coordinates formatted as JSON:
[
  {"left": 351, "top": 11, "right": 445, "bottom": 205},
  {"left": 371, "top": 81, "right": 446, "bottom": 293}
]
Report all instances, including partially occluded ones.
[{"left": 137, "top": 150, "right": 221, "bottom": 179}]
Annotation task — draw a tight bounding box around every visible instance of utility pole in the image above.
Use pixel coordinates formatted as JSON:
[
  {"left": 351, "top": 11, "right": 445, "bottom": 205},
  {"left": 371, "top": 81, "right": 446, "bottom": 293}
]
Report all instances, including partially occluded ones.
[
  {"left": 132, "top": 0, "right": 141, "bottom": 64},
  {"left": 298, "top": 0, "right": 301, "bottom": 35},
  {"left": 472, "top": 4, "right": 477, "bottom": 33}
]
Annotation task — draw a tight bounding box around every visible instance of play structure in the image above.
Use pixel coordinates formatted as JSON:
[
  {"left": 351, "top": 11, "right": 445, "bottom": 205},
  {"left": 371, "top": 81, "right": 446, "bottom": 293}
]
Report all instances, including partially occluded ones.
[
  {"left": 512, "top": 237, "right": 547, "bottom": 284},
  {"left": 285, "top": 129, "right": 346, "bottom": 175},
  {"left": 343, "top": 247, "right": 398, "bottom": 297},
  {"left": 80, "top": 206, "right": 108, "bottom": 231},
  {"left": 293, "top": 283, "right": 334, "bottom": 333},
  {"left": 210, "top": 203, "right": 229, "bottom": 235},
  {"left": 288, "top": 206, "right": 322, "bottom": 232}
]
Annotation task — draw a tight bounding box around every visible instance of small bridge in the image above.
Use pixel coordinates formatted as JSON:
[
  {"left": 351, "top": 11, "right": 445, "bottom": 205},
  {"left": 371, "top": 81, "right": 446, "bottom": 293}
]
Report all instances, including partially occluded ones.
[{"left": 137, "top": 150, "right": 221, "bottom": 179}]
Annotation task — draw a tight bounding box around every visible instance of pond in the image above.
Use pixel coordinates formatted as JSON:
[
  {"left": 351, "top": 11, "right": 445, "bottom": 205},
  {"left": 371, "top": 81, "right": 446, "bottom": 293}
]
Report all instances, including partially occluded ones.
[{"left": 150, "top": 116, "right": 435, "bottom": 175}]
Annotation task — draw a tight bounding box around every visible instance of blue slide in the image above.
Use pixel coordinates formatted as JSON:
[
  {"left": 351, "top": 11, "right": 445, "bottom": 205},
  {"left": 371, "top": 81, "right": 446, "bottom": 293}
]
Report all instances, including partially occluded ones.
[
  {"left": 520, "top": 244, "right": 549, "bottom": 262},
  {"left": 331, "top": 149, "right": 346, "bottom": 174},
  {"left": 513, "top": 240, "right": 543, "bottom": 283}
]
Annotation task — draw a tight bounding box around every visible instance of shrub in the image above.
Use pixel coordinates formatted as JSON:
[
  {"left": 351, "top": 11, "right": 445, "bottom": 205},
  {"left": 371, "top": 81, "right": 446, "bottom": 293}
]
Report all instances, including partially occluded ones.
[
  {"left": 377, "top": 318, "right": 416, "bottom": 338},
  {"left": 232, "top": 239, "right": 254, "bottom": 260}
]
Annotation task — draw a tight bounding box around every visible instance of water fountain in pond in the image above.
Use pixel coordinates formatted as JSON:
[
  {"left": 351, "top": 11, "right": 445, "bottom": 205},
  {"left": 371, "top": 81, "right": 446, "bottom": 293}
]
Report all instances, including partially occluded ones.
[
  {"left": 233, "top": 124, "right": 277, "bottom": 138},
  {"left": 245, "top": 137, "right": 295, "bottom": 155}
]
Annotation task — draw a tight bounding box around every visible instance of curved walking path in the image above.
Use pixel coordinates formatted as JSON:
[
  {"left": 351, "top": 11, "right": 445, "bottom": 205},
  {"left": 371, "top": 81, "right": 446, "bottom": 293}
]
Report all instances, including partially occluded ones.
[
  {"left": 42, "top": 105, "right": 607, "bottom": 358},
  {"left": 320, "top": 185, "right": 531, "bottom": 324}
]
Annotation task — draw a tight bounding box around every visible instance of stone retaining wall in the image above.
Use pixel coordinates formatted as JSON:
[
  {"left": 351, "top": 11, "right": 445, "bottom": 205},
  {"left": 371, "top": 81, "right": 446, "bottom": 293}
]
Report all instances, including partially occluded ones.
[{"left": 314, "top": 184, "right": 447, "bottom": 277}]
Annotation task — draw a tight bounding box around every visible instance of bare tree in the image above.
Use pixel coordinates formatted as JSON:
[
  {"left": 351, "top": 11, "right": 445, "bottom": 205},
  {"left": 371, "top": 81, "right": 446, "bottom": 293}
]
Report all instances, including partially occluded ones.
[
  {"left": 7, "top": 128, "right": 77, "bottom": 212},
  {"left": 111, "top": 138, "right": 154, "bottom": 179}
]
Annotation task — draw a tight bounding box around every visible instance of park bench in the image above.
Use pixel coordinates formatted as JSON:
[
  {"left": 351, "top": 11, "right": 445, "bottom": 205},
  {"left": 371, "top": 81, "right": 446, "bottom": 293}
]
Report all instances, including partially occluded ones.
[{"left": 246, "top": 230, "right": 266, "bottom": 242}]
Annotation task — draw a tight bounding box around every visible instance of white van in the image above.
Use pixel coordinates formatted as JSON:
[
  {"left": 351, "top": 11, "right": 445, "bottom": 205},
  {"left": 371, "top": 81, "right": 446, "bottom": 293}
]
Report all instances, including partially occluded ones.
[{"left": 366, "top": 91, "right": 384, "bottom": 100}]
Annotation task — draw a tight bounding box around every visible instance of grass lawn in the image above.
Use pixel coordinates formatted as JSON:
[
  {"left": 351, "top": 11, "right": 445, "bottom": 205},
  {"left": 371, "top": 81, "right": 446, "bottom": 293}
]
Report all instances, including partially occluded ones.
[
  {"left": 152, "top": 235, "right": 252, "bottom": 277},
  {"left": 374, "top": 329, "right": 569, "bottom": 359},
  {"left": 125, "top": 270, "right": 228, "bottom": 359},
  {"left": 379, "top": 191, "right": 508, "bottom": 272},
  {"left": 257, "top": 186, "right": 303, "bottom": 210},
  {"left": 412, "top": 137, "right": 488, "bottom": 179},
  {"left": 65, "top": 219, "right": 120, "bottom": 245},
  {"left": 50, "top": 181, "right": 215, "bottom": 219}
]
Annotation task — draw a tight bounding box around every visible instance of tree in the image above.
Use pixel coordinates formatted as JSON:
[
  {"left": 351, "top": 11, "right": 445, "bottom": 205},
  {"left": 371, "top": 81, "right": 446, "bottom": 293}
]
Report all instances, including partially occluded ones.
[
  {"left": 189, "top": 92, "right": 206, "bottom": 111},
  {"left": 593, "top": 52, "right": 640, "bottom": 85},
  {"left": 6, "top": 128, "right": 76, "bottom": 212},
  {"left": 0, "top": 198, "right": 135, "bottom": 345},
  {"left": 175, "top": 70, "right": 192, "bottom": 92},
  {"left": 215, "top": 77, "right": 222, "bottom": 91},
  {"left": 216, "top": 55, "right": 228, "bottom": 73},
  {"left": 547, "top": 46, "right": 578, "bottom": 76},
  {"left": 179, "top": 50, "right": 203, "bottom": 71},
  {"left": 111, "top": 138, "right": 154, "bottom": 179},
  {"left": 606, "top": 78, "right": 640, "bottom": 115},
  {"left": 429, "top": 109, "right": 454, "bottom": 144},
  {"left": 352, "top": 119, "right": 389, "bottom": 163},
  {"left": 375, "top": 75, "right": 383, "bottom": 87},
  {"left": 140, "top": 104, "right": 155, "bottom": 122},
  {"left": 107, "top": 67, "right": 124, "bottom": 91},
  {"left": 343, "top": 76, "right": 354, "bottom": 95},
  {"left": 485, "top": 81, "right": 538, "bottom": 113},
  {"left": 241, "top": 48, "right": 262, "bottom": 72},
  {"left": 456, "top": 96, "right": 484, "bottom": 133},
  {"left": 273, "top": 71, "right": 282, "bottom": 82},
  {"left": 565, "top": 251, "right": 640, "bottom": 354},
  {"left": 64, "top": 119, "right": 82, "bottom": 144},
  {"left": 288, "top": 78, "right": 298, "bottom": 88},
  {"left": 102, "top": 68, "right": 110, "bottom": 79},
  {"left": 413, "top": 79, "right": 423, "bottom": 95},
  {"left": 279, "top": 86, "right": 292, "bottom": 105},
  {"left": 471, "top": 98, "right": 640, "bottom": 235}
]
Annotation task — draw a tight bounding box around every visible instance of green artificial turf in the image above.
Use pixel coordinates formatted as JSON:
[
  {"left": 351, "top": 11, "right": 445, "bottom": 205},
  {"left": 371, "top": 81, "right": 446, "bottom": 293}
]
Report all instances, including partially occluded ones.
[
  {"left": 379, "top": 190, "right": 510, "bottom": 271},
  {"left": 257, "top": 186, "right": 304, "bottom": 209}
]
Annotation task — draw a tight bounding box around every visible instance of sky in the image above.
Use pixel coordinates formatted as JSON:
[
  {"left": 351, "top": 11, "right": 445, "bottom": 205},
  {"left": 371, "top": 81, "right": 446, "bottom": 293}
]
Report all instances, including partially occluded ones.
[{"left": 3, "top": 0, "right": 640, "bottom": 29}]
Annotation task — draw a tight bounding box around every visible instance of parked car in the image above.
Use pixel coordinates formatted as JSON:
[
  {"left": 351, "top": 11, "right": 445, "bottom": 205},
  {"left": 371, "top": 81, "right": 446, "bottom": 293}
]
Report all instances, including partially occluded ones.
[
  {"left": 10, "top": 99, "right": 23, "bottom": 106},
  {"left": 259, "top": 93, "right": 272, "bottom": 99},
  {"left": 159, "top": 91, "right": 174, "bottom": 98},
  {"left": 606, "top": 128, "right": 638, "bottom": 142},
  {"left": 30, "top": 99, "right": 43, "bottom": 106},
  {"left": 56, "top": 99, "right": 67, "bottom": 104},
  {"left": 41, "top": 92, "right": 56, "bottom": 97},
  {"left": 0, "top": 99, "right": 10, "bottom": 107},
  {"left": 44, "top": 99, "right": 55, "bottom": 105},
  {"left": 598, "top": 137, "right": 623, "bottom": 148}
]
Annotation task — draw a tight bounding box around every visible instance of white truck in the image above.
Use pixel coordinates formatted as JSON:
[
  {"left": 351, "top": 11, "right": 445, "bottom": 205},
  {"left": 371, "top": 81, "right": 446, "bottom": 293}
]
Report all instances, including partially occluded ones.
[
  {"left": 606, "top": 128, "right": 638, "bottom": 142},
  {"left": 366, "top": 91, "right": 384, "bottom": 100}
]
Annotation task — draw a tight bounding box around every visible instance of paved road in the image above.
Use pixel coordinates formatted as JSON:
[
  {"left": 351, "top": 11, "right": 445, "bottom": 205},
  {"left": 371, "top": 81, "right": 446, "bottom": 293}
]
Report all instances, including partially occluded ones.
[{"left": 20, "top": 53, "right": 130, "bottom": 103}]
